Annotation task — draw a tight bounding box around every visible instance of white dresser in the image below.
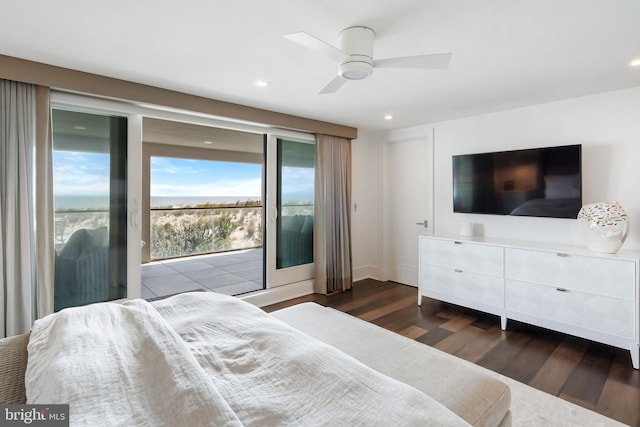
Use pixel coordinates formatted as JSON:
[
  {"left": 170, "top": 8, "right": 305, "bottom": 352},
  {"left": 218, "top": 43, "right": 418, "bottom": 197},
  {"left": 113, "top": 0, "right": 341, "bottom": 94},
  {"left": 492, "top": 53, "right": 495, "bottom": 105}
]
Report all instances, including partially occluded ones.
[
  {"left": 418, "top": 237, "right": 504, "bottom": 320},
  {"left": 418, "top": 234, "right": 640, "bottom": 369}
]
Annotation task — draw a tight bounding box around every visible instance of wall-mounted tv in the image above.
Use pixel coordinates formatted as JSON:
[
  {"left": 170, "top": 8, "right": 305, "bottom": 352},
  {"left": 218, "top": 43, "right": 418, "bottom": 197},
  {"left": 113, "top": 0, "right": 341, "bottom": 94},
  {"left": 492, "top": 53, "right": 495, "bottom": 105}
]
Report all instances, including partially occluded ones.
[{"left": 452, "top": 144, "right": 582, "bottom": 218}]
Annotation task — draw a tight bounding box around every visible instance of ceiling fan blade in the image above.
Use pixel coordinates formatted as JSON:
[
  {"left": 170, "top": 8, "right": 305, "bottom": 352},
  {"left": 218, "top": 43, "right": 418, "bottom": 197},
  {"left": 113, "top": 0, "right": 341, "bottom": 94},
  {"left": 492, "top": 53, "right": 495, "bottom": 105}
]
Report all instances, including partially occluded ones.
[
  {"left": 283, "top": 32, "right": 349, "bottom": 62},
  {"left": 319, "top": 75, "right": 347, "bottom": 94},
  {"left": 374, "top": 53, "right": 452, "bottom": 69}
]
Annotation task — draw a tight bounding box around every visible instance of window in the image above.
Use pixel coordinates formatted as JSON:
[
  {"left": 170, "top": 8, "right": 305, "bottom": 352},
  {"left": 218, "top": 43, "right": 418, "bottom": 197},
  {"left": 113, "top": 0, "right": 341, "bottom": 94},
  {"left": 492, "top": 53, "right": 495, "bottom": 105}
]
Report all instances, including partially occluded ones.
[
  {"left": 52, "top": 109, "right": 127, "bottom": 311},
  {"left": 276, "top": 138, "right": 314, "bottom": 268}
]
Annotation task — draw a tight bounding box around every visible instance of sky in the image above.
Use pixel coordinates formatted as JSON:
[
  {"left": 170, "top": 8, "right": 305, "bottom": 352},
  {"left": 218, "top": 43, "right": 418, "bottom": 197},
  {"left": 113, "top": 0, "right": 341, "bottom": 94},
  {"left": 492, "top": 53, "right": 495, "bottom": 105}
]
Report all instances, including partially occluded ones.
[
  {"left": 53, "top": 151, "right": 111, "bottom": 196},
  {"left": 53, "top": 152, "right": 314, "bottom": 202},
  {"left": 150, "top": 157, "right": 262, "bottom": 198}
]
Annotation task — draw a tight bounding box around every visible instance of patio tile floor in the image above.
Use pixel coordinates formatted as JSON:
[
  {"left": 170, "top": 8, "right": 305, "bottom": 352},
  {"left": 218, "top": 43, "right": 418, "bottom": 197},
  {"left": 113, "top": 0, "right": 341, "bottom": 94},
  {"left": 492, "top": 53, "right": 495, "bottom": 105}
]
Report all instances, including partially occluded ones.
[{"left": 141, "top": 248, "right": 264, "bottom": 301}]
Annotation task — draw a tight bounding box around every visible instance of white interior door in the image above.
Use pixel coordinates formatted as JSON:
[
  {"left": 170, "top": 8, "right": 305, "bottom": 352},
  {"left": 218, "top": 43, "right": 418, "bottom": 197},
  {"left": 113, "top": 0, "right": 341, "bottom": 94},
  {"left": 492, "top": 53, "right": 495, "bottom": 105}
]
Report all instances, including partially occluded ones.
[{"left": 383, "top": 134, "right": 434, "bottom": 286}]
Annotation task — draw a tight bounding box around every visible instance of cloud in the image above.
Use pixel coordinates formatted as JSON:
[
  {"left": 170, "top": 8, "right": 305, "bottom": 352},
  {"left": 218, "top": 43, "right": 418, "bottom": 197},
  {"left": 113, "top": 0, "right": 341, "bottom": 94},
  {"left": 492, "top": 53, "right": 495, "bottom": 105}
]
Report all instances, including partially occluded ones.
[
  {"left": 151, "top": 178, "right": 262, "bottom": 198},
  {"left": 151, "top": 157, "right": 201, "bottom": 175},
  {"left": 281, "top": 167, "right": 314, "bottom": 194},
  {"left": 53, "top": 152, "right": 110, "bottom": 196}
]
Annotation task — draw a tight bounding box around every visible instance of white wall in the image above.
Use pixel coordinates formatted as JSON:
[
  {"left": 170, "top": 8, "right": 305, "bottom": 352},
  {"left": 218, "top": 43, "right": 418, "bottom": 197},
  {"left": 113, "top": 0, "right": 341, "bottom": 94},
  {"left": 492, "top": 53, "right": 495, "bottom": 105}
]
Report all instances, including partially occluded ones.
[
  {"left": 433, "top": 87, "right": 640, "bottom": 249},
  {"left": 351, "top": 132, "right": 382, "bottom": 281},
  {"left": 351, "top": 86, "right": 640, "bottom": 280}
]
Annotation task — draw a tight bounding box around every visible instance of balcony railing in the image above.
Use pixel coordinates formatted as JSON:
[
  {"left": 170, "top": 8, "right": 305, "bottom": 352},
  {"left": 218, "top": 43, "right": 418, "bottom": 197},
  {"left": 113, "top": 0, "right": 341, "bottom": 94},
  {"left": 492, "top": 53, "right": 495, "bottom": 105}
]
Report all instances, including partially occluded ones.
[
  {"left": 279, "top": 204, "right": 313, "bottom": 217},
  {"left": 55, "top": 202, "right": 312, "bottom": 261},
  {"left": 150, "top": 205, "right": 263, "bottom": 260},
  {"left": 54, "top": 210, "right": 109, "bottom": 249}
]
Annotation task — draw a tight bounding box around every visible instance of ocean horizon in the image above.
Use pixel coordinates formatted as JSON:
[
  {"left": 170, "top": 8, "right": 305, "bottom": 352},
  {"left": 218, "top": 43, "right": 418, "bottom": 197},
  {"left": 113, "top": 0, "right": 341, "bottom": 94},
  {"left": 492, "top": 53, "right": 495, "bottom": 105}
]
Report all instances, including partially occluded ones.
[
  {"left": 55, "top": 195, "right": 261, "bottom": 210},
  {"left": 55, "top": 194, "right": 312, "bottom": 210}
]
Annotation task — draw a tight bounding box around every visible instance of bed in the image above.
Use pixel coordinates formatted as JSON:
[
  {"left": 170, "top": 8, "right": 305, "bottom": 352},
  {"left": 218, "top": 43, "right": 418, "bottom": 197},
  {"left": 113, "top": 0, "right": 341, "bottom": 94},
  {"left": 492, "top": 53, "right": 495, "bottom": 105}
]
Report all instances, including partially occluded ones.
[{"left": 1, "top": 292, "right": 511, "bottom": 426}]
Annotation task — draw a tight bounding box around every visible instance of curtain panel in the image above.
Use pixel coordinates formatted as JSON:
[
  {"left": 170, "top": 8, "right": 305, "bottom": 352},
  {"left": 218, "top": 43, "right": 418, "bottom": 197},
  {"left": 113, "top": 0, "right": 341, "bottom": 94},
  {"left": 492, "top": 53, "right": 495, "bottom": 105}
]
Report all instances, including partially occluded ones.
[
  {"left": 0, "top": 79, "right": 37, "bottom": 337},
  {"left": 314, "top": 134, "right": 352, "bottom": 294},
  {"left": 35, "top": 86, "right": 54, "bottom": 318}
]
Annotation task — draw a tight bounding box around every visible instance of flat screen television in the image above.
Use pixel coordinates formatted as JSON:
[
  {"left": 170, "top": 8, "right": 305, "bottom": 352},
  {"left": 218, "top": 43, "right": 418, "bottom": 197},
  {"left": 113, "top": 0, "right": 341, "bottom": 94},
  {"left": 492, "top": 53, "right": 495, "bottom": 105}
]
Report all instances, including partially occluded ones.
[{"left": 452, "top": 144, "right": 582, "bottom": 218}]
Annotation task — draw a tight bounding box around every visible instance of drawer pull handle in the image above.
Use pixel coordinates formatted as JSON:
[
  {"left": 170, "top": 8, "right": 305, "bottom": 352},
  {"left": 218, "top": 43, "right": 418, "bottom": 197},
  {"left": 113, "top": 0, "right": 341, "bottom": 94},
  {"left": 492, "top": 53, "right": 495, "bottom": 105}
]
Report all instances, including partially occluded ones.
[
  {"left": 454, "top": 241, "right": 462, "bottom": 245},
  {"left": 454, "top": 269, "right": 463, "bottom": 273},
  {"left": 556, "top": 253, "right": 569, "bottom": 257},
  {"left": 556, "top": 287, "right": 568, "bottom": 292}
]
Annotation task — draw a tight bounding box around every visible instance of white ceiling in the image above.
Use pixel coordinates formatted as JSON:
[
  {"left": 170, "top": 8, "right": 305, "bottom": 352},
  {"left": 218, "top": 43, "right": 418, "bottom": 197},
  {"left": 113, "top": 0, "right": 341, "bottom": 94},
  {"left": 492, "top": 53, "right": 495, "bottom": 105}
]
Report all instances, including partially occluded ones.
[{"left": 2, "top": 0, "right": 640, "bottom": 133}]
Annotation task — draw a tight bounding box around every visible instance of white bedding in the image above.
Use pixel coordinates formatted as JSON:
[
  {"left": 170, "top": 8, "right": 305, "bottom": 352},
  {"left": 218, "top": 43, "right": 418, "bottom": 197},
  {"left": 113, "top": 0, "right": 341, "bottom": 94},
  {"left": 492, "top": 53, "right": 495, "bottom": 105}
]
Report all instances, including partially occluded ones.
[
  {"left": 26, "top": 298, "right": 242, "bottom": 426},
  {"left": 26, "top": 292, "right": 469, "bottom": 426}
]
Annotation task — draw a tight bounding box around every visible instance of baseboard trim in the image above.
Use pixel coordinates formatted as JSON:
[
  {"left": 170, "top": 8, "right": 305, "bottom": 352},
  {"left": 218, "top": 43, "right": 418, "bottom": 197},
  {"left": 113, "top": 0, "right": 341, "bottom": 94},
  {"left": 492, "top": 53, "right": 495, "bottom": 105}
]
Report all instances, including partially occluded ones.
[
  {"left": 239, "top": 268, "right": 384, "bottom": 307},
  {"left": 354, "top": 265, "right": 381, "bottom": 282},
  {"left": 387, "top": 264, "right": 418, "bottom": 287},
  {"left": 240, "top": 280, "right": 314, "bottom": 307}
]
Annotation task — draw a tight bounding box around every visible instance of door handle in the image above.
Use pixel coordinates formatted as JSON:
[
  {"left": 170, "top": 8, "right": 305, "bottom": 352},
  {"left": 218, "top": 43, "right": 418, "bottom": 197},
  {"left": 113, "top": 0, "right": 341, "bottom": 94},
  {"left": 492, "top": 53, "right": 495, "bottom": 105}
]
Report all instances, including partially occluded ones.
[
  {"left": 129, "top": 198, "right": 140, "bottom": 229},
  {"left": 415, "top": 220, "right": 428, "bottom": 228}
]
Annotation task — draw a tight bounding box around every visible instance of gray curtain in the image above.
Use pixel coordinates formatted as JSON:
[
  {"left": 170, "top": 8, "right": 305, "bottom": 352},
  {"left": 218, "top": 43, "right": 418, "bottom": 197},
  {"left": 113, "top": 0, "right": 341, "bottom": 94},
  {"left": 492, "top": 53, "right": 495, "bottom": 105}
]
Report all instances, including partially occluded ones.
[
  {"left": 0, "top": 79, "right": 37, "bottom": 337},
  {"left": 314, "top": 134, "right": 352, "bottom": 294},
  {"left": 35, "top": 86, "right": 54, "bottom": 318}
]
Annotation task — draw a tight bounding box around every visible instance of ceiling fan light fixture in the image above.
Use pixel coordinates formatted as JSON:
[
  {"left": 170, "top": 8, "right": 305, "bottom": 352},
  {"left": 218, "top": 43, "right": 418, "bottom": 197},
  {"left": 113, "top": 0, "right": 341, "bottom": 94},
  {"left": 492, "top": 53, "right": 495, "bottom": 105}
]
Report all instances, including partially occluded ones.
[
  {"left": 282, "top": 24, "right": 451, "bottom": 94},
  {"left": 339, "top": 61, "right": 373, "bottom": 80}
]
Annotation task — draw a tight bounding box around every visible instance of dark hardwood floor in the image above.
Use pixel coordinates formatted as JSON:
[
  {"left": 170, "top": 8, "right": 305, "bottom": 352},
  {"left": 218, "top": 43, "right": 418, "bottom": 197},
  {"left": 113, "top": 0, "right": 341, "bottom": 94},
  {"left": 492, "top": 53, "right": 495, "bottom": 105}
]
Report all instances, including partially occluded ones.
[{"left": 263, "top": 279, "right": 640, "bottom": 426}]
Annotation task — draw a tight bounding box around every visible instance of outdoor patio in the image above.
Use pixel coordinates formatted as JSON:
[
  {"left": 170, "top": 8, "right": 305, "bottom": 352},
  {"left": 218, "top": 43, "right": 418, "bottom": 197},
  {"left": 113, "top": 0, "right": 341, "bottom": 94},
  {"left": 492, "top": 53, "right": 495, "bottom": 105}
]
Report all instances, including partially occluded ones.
[{"left": 141, "top": 248, "right": 263, "bottom": 300}]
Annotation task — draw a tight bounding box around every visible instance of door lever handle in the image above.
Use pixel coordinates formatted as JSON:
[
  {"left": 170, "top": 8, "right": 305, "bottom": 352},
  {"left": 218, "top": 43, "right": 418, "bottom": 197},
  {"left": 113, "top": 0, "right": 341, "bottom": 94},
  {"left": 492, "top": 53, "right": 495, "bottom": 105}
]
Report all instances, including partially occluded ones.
[{"left": 415, "top": 220, "right": 428, "bottom": 228}]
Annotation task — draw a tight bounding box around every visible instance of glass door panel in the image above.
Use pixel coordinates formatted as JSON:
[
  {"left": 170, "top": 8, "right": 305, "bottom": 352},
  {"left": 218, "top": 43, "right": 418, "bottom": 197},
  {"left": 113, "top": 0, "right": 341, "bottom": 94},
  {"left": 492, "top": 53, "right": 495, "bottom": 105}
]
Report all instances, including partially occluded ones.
[
  {"left": 276, "top": 139, "right": 315, "bottom": 268},
  {"left": 52, "top": 109, "right": 127, "bottom": 311},
  {"left": 266, "top": 134, "right": 315, "bottom": 288}
]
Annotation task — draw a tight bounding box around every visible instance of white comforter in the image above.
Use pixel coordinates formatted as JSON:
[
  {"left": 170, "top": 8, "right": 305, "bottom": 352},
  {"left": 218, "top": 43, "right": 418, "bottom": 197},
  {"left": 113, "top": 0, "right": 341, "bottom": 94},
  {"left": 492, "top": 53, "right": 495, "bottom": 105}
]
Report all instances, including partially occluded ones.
[{"left": 26, "top": 292, "right": 469, "bottom": 426}]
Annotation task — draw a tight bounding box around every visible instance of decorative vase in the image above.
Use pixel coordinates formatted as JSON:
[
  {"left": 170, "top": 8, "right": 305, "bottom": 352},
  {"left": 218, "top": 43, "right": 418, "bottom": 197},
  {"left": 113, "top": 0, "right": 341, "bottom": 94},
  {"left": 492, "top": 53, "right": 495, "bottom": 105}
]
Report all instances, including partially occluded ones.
[{"left": 577, "top": 201, "right": 629, "bottom": 254}]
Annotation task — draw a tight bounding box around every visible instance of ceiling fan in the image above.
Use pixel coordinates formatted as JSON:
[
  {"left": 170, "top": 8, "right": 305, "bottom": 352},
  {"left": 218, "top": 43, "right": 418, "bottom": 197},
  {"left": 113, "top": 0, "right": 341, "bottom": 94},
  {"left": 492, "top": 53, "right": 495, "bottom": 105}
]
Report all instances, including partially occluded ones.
[{"left": 283, "top": 26, "right": 452, "bottom": 94}]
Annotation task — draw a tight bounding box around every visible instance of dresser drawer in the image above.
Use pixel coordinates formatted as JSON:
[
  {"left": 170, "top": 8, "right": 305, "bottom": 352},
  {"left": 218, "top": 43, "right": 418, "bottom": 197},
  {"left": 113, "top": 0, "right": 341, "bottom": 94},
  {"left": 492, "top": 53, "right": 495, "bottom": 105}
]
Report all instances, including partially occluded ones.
[
  {"left": 505, "top": 248, "right": 636, "bottom": 301},
  {"left": 506, "top": 279, "right": 634, "bottom": 339},
  {"left": 420, "top": 238, "right": 503, "bottom": 276},
  {"left": 421, "top": 265, "right": 503, "bottom": 308}
]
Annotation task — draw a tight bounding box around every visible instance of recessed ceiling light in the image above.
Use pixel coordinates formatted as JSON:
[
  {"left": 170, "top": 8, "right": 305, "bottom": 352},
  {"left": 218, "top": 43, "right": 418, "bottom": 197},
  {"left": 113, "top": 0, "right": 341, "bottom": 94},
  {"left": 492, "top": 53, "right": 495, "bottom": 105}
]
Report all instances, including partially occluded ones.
[
  {"left": 384, "top": 115, "right": 393, "bottom": 121},
  {"left": 630, "top": 58, "right": 640, "bottom": 67},
  {"left": 203, "top": 141, "right": 213, "bottom": 145},
  {"left": 254, "top": 80, "right": 270, "bottom": 88},
  {"left": 73, "top": 125, "right": 87, "bottom": 131}
]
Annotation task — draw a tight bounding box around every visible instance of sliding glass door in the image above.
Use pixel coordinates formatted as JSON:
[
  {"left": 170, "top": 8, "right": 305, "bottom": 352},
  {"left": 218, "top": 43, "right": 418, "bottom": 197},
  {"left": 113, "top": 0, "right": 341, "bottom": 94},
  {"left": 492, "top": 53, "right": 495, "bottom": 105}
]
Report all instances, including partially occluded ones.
[
  {"left": 141, "top": 125, "right": 314, "bottom": 296},
  {"left": 49, "top": 97, "right": 315, "bottom": 307},
  {"left": 52, "top": 109, "right": 128, "bottom": 311},
  {"left": 266, "top": 134, "right": 315, "bottom": 287}
]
